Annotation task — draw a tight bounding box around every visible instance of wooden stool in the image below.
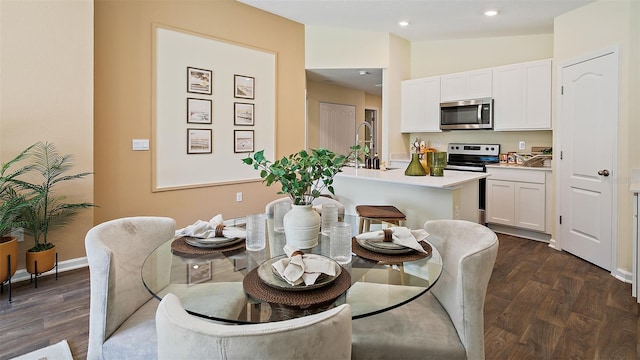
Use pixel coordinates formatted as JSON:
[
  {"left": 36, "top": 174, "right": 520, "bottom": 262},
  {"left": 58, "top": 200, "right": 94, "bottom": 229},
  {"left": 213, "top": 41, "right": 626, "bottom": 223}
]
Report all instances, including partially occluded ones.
[{"left": 355, "top": 205, "right": 406, "bottom": 233}]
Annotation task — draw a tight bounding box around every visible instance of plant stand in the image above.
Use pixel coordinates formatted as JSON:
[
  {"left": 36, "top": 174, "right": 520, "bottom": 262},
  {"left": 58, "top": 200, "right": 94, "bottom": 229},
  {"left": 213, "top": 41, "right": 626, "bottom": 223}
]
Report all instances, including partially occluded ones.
[
  {"left": 1, "top": 253, "right": 13, "bottom": 303},
  {"left": 29, "top": 252, "right": 58, "bottom": 289}
]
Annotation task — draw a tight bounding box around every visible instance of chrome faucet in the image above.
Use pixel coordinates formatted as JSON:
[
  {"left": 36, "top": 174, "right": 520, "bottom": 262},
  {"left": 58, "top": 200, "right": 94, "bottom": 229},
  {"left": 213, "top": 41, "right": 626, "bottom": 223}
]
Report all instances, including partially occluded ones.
[{"left": 355, "top": 121, "right": 374, "bottom": 171}]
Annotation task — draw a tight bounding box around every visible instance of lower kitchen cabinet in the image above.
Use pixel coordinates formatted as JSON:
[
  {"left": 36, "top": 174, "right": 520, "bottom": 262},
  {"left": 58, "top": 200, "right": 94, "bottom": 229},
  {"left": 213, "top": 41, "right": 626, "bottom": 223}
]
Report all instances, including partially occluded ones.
[{"left": 486, "top": 166, "right": 551, "bottom": 240}]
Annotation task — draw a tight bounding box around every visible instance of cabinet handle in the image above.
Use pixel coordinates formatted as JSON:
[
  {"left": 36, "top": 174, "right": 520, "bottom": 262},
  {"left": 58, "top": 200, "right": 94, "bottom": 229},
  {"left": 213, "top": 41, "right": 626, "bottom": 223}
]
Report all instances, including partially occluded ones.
[{"left": 597, "top": 169, "right": 610, "bottom": 177}]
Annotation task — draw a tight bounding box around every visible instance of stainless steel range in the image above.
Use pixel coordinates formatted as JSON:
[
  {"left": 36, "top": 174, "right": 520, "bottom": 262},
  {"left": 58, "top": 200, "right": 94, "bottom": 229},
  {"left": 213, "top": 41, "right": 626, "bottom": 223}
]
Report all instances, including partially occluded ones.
[{"left": 445, "top": 143, "right": 500, "bottom": 224}]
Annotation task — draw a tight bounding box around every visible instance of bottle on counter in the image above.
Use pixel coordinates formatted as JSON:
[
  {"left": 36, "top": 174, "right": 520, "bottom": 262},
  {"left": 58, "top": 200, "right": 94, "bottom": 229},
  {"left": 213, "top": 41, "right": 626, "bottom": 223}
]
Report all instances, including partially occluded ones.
[
  {"left": 372, "top": 153, "right": 380, "bottom": 170},
  {"left": 365, "top": 155, "right": 372, "bottom": 169}
]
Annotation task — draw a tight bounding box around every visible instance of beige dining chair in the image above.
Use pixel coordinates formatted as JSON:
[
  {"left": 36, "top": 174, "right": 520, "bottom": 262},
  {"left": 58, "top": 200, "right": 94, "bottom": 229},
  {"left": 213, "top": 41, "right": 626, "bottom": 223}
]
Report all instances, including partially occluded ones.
[
  {"left": 265, "top": 196, "right": 345, "bottom": 217},
  {"left": 351, "top": 219, "right": 499, "bottom": 360},
  {"left": 156, "top": 293, "right": 352, "bottom": 360},
  {"left": 85, "top": 216, "right": 176, "bottom": 360}
]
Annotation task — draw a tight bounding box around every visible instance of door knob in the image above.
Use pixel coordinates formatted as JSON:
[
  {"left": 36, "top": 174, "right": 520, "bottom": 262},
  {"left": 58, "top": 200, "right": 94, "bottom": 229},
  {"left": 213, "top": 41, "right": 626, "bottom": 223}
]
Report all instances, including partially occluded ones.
[{"left": 598, "top": 169, "right": 610, "bottom": 176}]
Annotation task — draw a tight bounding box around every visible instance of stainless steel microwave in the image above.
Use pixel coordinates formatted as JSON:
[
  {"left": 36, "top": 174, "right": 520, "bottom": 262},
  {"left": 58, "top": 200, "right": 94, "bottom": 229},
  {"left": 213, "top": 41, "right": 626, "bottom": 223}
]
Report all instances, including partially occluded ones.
[{"left": 440, "top": 98, "right": 493, "bottom": 130}]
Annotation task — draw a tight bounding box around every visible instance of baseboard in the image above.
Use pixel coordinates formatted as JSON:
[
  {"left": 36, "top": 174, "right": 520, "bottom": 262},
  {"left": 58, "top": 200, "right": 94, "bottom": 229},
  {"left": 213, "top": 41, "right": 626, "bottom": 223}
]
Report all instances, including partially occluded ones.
[
  {"left": 487, "top": 223, "right": 552, "bottom": 242},
  {"left": 10, "top": 257, "right": 88, "bottom": 284},
  {"left": 613, "top": 267, "right": 632, "bottom": 284}
]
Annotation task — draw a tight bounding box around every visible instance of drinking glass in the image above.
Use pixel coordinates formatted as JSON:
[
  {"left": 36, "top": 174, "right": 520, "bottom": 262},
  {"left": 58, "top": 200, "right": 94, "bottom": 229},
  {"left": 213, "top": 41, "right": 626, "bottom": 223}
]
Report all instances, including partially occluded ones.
[
  {"left": 273, "top": 202, "right": 291, "bottom": 233},
  {"left": 245, "top": 213, "right": 266, "bottom": 251},
  {"left": 330, "top": 222, "right": 352, "bottom": 264},
  {"left": 321, "top": 203, "right": 339, "bottom": 236}
]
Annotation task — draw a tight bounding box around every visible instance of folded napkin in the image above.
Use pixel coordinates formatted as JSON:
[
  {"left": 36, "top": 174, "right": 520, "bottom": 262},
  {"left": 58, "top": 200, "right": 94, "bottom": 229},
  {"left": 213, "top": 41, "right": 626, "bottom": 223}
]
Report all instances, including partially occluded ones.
[
  {"left": 271, "top": 245, "right": 337, "bottom": 286},
  {"left": 355, "top": 227, "right": 429, "bottom": 254},
  {"left": 175, "top": 214, "right": 246, "bottom": 239}
]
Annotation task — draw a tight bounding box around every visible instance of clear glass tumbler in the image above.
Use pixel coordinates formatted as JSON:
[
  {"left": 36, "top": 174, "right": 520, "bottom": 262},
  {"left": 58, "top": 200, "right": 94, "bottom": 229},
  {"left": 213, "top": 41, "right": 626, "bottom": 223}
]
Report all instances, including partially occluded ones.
[
  {"left": 321, "top": 203, "right": 339, "bottom": 236},
  {"left": 330, "top": 222, "right": 352, "bottom": 264},
  {"left": 245, "top": 213, "right": 266, "bottom": 251},
  {"left": 273, "top": 202, "right": 291, "bottom": 233}
]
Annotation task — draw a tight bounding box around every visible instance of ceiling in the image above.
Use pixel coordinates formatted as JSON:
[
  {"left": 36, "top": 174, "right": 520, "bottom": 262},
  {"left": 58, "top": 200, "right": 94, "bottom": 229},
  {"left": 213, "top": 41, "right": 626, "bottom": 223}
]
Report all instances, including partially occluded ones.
[{"left": 238, "top": 0, "right": 595, "bottom": 96}]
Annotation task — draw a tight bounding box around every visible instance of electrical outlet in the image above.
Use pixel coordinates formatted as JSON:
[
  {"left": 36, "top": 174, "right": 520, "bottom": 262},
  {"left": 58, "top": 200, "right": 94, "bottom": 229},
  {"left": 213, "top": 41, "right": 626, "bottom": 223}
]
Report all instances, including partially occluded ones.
[
  {"left": 236, "top": 192, "right": 243, "bottom": 202},
  {"left": 518, "top": 141, "right": 526, "bottom": 150},
  {"left": 435, "top": 140, "right": 441, "bottom": 148},
  {"left": 132, "top": 139, "right": 150, "bottom": 151}
]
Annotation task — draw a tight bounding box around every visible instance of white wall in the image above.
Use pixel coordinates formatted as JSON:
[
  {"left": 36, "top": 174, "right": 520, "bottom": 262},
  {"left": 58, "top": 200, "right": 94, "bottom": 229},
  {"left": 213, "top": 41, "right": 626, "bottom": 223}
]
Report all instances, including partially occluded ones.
[{"left": 305, "top": 25, "right": 389, "bottom": 69}]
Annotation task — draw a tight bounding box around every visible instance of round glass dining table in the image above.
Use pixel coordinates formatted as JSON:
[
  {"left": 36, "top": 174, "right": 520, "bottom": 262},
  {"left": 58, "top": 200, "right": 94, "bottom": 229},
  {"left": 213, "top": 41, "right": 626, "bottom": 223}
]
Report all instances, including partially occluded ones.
[{"left": 142, "top": 214, "right": 443, "bottom": 324}]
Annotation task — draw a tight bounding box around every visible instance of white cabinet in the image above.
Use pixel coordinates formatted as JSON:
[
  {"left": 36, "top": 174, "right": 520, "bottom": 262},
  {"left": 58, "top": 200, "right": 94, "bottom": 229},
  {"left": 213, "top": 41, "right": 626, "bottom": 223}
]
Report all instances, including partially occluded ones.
[
  {"left": 440, "top": 68, "right": 492, "bottom": 102},
  {"left": 486, "top": 167, "right": 547, "bottom": 233},
  {"left": 400, "top": 76, "right": 441, "bottom": 133},
  {"left": 492, "top": 59, "right": 552, "bottom": 131}
]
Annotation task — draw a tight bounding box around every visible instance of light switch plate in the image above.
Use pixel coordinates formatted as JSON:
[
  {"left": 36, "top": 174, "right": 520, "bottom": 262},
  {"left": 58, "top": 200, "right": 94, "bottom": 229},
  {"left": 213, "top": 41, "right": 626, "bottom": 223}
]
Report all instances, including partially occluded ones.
[{"left": 132, "top": 139, "right": 150, "bottom": 151}]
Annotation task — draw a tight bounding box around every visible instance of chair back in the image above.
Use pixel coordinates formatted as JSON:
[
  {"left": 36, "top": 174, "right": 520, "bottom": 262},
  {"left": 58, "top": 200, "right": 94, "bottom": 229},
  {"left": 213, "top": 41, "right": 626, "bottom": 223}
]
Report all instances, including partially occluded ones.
[
  {"left": 85, "top": 216, "right": 175, "bottom": 358},
  {"left": 424, "top": 219, "right": 498, "bottom": 359},
  {"left": 156, "top": 293, "right": 352, "bottom": 360},
  {"left": 265, "top": 196, "right": 345, "bottom": 216}
]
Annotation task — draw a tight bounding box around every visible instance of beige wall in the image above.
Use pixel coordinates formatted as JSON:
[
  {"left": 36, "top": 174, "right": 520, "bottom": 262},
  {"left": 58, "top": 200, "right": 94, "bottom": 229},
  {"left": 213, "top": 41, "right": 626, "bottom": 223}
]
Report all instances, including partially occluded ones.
[
  {"left": 94, "top": 0, "right": 306, "bottom": 229},
  {"left": 554, "top": 0, "right": 638, "bottom": 272},
  {"left": 0, "top": 0, "right": 94, "bottom": 266},
  {"left": 306, "top": 80, "right": 382, "bottom": 153}
]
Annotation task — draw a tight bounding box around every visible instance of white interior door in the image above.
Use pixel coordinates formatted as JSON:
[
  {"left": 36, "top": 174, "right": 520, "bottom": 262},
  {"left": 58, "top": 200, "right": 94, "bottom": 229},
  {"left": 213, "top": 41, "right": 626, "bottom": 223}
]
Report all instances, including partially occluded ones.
[
  {"left": 558, "top": 49, "right": 618, "bottom": 271},
  {"left": 319, "top": 102, "right": 355, "bottom": 155}
]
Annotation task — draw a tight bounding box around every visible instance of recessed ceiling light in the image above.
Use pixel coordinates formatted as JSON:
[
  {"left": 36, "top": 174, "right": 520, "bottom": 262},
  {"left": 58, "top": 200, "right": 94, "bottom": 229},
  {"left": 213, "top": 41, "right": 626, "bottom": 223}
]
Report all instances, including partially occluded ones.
[
  {"left": 484, "top": 10, "right": 499, "bottom": 17},
  {"left": 359, "top": 70, "right": 369, "bottom": 75},
  {"left": 398, "top": 21, "right": 410, "bottom": 27}
]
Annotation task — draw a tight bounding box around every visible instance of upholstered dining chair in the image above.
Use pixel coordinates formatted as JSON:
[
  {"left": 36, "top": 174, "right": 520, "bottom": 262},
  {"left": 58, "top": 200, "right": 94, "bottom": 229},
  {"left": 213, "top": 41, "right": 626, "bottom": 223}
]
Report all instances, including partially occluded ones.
[
  {"left": 351, "top": 219, "right": 499, "bottom": 360},
  {"left": 85, "top": 216, "right": 175, "bottom": 360},
  {"left": 264, "top": 196, "right": 345, "bottom": 217},
  {"left": 156, "top": 293, "right": 352, "bottom": 360}
]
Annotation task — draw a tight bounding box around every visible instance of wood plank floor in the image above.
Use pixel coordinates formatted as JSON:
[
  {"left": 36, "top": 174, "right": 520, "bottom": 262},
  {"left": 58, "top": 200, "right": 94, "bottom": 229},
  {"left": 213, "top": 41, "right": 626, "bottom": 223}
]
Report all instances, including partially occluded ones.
[{"left": 0, "top": 233, "right": 638, "bottom": 360}]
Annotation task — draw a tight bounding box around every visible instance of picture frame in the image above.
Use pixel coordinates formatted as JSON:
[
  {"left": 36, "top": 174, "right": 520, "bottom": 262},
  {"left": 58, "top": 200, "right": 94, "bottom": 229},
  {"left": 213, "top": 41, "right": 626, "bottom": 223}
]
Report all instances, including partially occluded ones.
[
  {"left": 187, "top": 128, "right": 212, "bottom": 154},
  {"left": 234, "top": 74, "right": 255, "bottom": 99},
  {"left": 187, "top": 67, "right": 212, "bottom": 95},
  {"left": 187, "top": 261, "right": 212, "bottom": 285},
  {"left": 234, "top": 102, "right": 254, "bottom": 126},
  {"left": 187, "top": 98, "right": 212, "bottom": 124},
  {"left": 234, "top": 130, "right": 254, "bottom": 153}
]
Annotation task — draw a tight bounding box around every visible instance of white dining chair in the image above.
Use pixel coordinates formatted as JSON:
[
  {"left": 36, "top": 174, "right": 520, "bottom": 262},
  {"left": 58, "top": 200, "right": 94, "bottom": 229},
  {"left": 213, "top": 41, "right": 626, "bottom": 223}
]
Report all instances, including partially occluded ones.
[
  {"left": 85, "top": 216, "right": 175, "bottom": 360},
  {"left": 156, "top": 292, "right": 352, "bottom": 360},
  {"left": 351, "top": 219, "right": 499, "bottom": 360},
  {"left": 265, "top": 196, "right": 345, "bottom": 216}
]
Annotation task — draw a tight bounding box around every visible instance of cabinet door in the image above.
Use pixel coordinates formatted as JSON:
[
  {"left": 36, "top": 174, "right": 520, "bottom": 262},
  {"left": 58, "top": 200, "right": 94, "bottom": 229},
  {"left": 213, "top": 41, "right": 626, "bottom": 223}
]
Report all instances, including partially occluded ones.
[
  {"left": 522, "top": 59, "right": 552, "bottom": 129},
  {"left": 492, "top": 63, "right": 523, "bottom": 130},
  {"left": 440, "top": 73, "right": 467, "bottom": 102},
  {"left": 466, "top": 69, "right": 492, "bottom": 99},
  {"left": 400, "top": 76, "right": 441, "bottom": 133},
  {"left": 441, "top": 69, "right": 492, "bottom": 102},
  {"left": 486, "top": 179, "right": 515, "bottom": 226},
  {"left": 514, "top": 182, "right": 545, "bottom": 231}
]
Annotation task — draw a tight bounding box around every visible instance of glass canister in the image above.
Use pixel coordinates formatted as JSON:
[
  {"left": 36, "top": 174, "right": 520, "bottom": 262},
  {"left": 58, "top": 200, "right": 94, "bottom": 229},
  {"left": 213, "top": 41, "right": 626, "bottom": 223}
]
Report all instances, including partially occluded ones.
[
  {"left": 428, "top": 151, "right": 447, "bottom": 177},
  {"left": 404, "top": 153, "right": 427, "bottom": 176}
]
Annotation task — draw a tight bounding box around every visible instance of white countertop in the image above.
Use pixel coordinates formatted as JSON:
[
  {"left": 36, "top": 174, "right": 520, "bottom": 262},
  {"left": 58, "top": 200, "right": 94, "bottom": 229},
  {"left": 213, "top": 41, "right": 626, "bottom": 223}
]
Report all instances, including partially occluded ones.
[
  {"left": 486, "top": 164, "right": 552, "bottom": 171},
  {"left": 337, "top": 167, "right": 489, "bottom": 189}
]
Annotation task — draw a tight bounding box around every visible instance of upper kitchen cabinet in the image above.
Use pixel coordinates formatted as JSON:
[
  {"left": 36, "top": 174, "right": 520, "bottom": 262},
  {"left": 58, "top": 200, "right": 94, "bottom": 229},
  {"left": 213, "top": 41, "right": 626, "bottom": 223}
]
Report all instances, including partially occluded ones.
[
  {"left": 492, "top": 59, "right": 552, "bottom": 131},
  {"left": 440, "top": 68, "right": 492, "bottom": 102},
  {"left": 400, "top": 76, "right": 442, "bottom": 133}
]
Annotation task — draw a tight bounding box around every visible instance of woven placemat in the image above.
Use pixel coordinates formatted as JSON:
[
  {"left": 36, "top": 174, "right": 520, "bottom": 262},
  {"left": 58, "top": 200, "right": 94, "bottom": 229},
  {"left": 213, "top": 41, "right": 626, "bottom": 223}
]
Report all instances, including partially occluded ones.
[
  {"left": 243, "top": 267, "right": 351, "bottom": 307},
  {"left": 170, "top": 236, "right": 245, "bottom": 257},
  {"left": 351, "top": 237, "right": 432, "bottom": 263}
]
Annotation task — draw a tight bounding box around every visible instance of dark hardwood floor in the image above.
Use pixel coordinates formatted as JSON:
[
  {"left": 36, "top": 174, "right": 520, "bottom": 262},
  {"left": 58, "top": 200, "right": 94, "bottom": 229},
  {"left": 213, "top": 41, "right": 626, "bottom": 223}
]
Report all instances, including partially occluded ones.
[{"left": 0, "top": 233, "right": 638, "bottom": 360}]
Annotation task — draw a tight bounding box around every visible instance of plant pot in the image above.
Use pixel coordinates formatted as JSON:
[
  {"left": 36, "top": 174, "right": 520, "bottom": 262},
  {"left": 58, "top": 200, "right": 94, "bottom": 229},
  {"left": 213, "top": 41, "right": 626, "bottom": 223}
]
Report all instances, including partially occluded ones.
[
  {"left": 26, "top": 246, "right": 56, "bottom": 274},
  {"left": 0, "top": 236, "right": 18, "bottom": 282},
  {"left": 283, "top": 204, "right": 321, "bottom": 249}
]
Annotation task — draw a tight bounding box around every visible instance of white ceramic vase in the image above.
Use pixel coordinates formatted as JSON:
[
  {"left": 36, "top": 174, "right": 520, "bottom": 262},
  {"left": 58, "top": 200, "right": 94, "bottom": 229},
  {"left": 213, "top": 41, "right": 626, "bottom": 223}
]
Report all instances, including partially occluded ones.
[{"left": 283, "top": 204, "right": 320, "bottom": 249}]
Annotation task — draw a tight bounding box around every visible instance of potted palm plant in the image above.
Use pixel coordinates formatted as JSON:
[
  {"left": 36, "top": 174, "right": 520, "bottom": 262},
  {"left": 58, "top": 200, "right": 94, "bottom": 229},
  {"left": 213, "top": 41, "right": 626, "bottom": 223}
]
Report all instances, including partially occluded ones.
[
  {"left": 242, "top": 147, "right": 359, "bottom": 248},
  {"left": 12, "top": 142, "right": 95, "bottom": 275}
]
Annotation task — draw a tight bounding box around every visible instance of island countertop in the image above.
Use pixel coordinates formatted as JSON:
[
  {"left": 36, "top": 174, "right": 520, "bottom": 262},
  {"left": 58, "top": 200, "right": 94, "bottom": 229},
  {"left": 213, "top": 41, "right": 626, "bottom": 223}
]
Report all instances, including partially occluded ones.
[{"left": 336, "top": 167, "right": 490, "bottom": 189}]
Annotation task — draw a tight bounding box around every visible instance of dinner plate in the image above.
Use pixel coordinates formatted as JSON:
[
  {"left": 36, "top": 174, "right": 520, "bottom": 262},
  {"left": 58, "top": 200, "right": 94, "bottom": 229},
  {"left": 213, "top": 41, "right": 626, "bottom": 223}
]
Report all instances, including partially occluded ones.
[
  {"left": 356, "top": 238, "right": 415, "bottom": 254},
  {"left": 184, "top": 236, "right": 244, "bottom": 249},
  {"left": 365, "top": 240, "right": 406, "bottom": 250},
  {"left": 257, "top": 254, "right": 341, "bottom": 291}
]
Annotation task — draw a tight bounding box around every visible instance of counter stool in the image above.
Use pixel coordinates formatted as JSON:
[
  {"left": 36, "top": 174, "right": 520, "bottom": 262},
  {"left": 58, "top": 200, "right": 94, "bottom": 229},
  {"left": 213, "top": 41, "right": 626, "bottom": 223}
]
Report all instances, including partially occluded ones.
[{"left": 355, "top": 205, "right": 406, "bottom": 234}]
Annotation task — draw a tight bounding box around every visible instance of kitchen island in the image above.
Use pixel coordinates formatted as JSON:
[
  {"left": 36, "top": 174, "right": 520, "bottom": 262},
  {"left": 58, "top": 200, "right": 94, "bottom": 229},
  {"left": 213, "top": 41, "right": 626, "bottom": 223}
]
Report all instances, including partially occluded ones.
[{"left": 332, "top": 167, "right": 489, "bottom": 228}]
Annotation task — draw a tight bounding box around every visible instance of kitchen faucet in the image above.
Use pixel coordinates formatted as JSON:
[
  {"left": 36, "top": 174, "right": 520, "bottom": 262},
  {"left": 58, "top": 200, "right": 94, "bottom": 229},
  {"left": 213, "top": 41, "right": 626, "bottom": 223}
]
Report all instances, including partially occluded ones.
[{"left": 355, "top": 121, "right": 374, "bottom": 172}]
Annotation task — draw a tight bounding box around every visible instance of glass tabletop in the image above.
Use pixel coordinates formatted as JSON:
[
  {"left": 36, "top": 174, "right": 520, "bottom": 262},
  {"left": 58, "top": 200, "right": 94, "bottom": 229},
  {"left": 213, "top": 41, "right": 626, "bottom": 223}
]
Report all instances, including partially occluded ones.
[{"left": 142, "top": 214, "right": 443, "bottom": 324}]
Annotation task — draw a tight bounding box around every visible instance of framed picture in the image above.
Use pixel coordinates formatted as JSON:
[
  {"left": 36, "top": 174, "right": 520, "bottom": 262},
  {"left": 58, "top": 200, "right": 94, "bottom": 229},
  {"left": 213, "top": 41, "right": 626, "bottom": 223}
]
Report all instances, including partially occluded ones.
[
  {"left": 234, "top": 130, "right": 254, "bottom": 153},
  {"left": 234, "top": 102, "right": 254, "bottom": 126},
  {"left": 234, "top": 74, "right": 255, "bottom": 99},
  {"left": 187, "top": 128, "right": 212, "bottom": 154},
  {"left": 187, "top": 67, "right": 212, "bottom": 95},
  {"left": 187, "top": 98, "right": 212, "bottom": 124},
  {"left": 187, "top": 261, "right": 212, "bottom": 285}
]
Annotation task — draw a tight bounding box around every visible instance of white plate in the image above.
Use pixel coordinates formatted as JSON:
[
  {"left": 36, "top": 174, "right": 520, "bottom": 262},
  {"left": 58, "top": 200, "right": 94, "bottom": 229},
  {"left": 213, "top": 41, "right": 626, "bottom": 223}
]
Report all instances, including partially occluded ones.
[
  {"left": 356, "top": 238, "right": 415, "bottom": 254},
  {"left": 184, "top": 236, "right": 244, "bottom": 249},
  {"left": 257, "top": 254, "right": 341, "bottom": 291}
]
